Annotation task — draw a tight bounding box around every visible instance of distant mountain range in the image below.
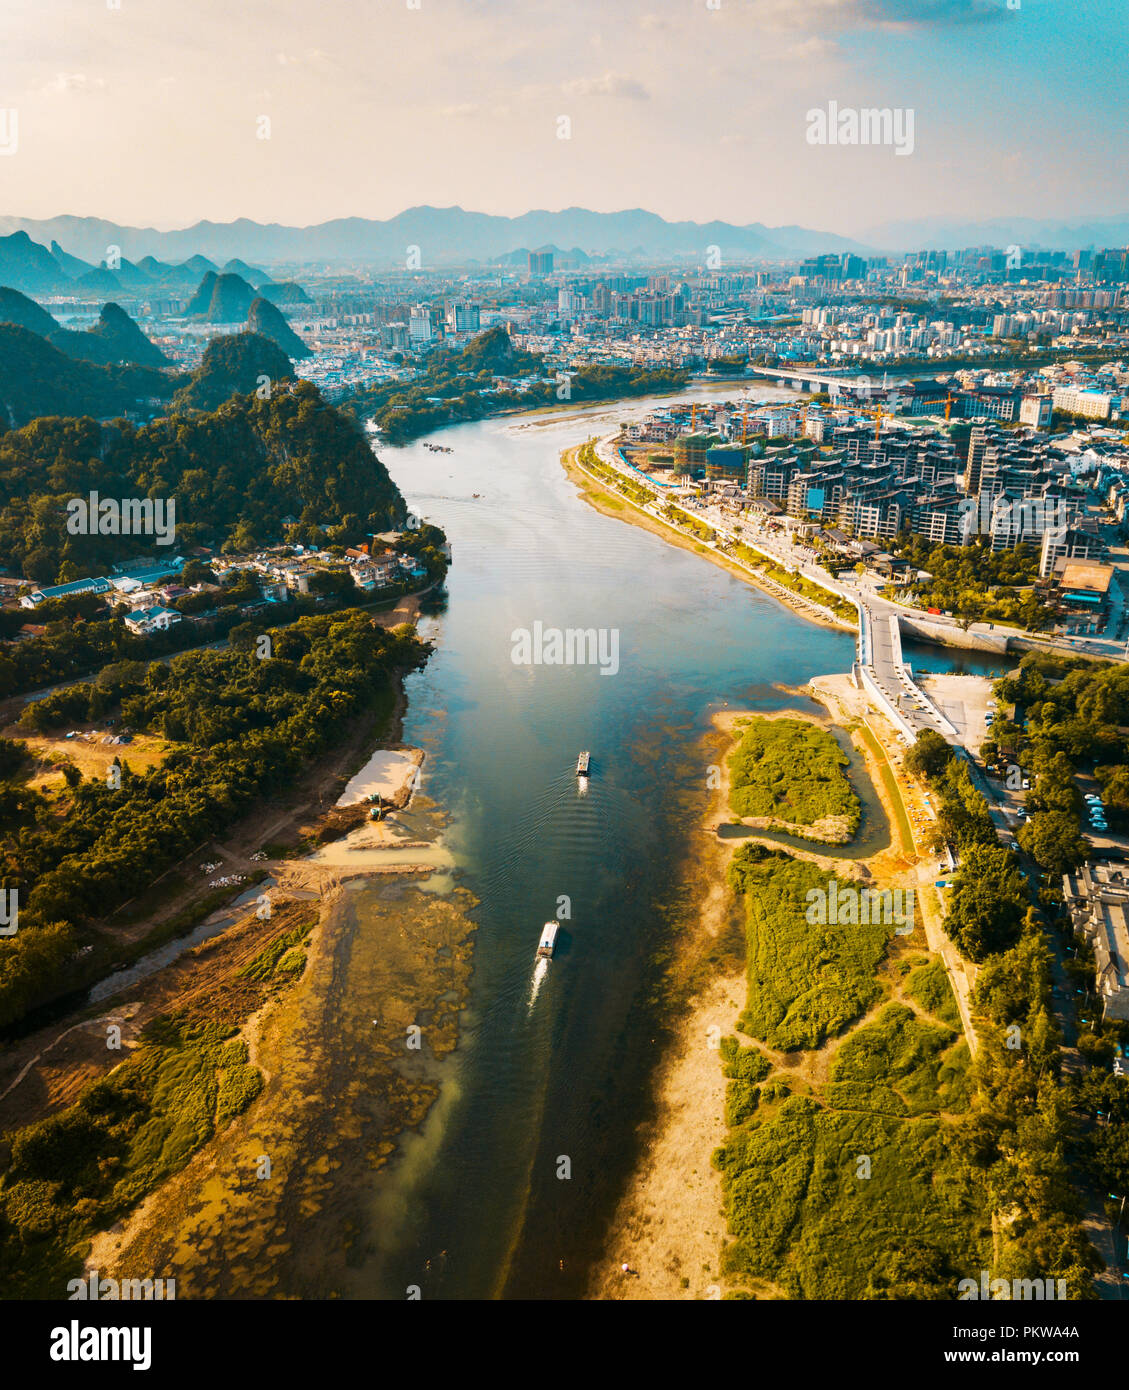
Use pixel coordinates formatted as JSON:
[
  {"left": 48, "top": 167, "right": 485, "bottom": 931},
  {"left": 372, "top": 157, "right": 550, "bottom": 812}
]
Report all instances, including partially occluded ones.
[
  {"left": 0, "top": 208, "right": 867, "bottom": 267},
  {"left": 2, "top": 207, "right": 1126, "bottom": 270},
  {"left": 1, "top": 208, "right": 1126, "bottom": 281}
]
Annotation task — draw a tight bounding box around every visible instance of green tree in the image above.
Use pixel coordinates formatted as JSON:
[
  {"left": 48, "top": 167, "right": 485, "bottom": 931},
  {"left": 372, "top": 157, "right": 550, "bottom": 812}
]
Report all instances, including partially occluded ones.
[
  {"left": 905, "top": 729, "right": 951, "bottom": 780},
  {"left": 1017, "top": 811, "right": 1089, "bottom": 878}
]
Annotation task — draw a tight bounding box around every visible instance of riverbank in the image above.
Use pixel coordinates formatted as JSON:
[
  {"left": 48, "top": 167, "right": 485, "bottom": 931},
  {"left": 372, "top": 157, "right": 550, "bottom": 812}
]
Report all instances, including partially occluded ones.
[
  {"left": 561, "top": 444, "right": 854, "bottom": 637},
  {"left": 591, "top": 689, "right": 971, "bottom": 1299},
  {"left": 587, "top": 712, "right": 747, "bottom": 1300},
  {"left": 0, "top": 623, "right": 481, "bottom": 1298},
  {"left": 81, "top": 861, "right": 476, "bottom": 1298}
]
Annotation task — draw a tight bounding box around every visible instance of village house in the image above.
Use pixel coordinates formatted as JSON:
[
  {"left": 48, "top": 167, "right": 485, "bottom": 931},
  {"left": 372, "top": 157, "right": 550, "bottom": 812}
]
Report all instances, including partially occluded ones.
[{"left": 123, "top": 605, "right": 183, "bottom": 636}]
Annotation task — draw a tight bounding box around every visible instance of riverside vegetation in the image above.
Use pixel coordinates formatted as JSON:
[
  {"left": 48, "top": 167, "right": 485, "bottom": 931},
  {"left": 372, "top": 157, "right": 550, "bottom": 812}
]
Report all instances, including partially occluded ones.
[
  {"left": 727, "top": 718, "right": 860, "bottom": 840},
  {"left": 0, "top": 609, "right": 430, "bottom": 1030},
  {"left": 712, "top": 715, "right": 1102, "bottom": 1298},
  {"left": 0, "top": 901, "right": 317, "bottom": 1297},
  {"left": 0, "top": 357, "right": 444, "bottom": 1028},
  {"left": 0, "top": 377, "right": 453, "bottom": 1300}
]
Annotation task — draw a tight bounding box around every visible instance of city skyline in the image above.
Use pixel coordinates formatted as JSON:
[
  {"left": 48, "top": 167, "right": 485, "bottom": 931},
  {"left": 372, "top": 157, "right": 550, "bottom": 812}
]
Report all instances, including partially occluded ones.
[{"left": 0, "top": 0, "right": 1126, "bottom": 233}]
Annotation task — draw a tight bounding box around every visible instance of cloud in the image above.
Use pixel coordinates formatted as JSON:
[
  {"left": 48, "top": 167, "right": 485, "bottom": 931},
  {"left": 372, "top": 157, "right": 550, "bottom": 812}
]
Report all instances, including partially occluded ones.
[
  {"left": 561, "top": 71, "right": 650, "bottom": 100},
  {"left": 786, "top": 36, "right": 841, "bottom": 59},
  {"left": 747, "top": 0, "right": 1010, "bottom": 29},
  {"left": 42, "top": 73, "right": 106, "bottom": 95}
]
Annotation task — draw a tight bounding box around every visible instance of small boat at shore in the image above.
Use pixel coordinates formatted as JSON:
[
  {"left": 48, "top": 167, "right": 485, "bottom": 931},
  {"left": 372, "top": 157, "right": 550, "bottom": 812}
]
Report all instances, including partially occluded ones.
[
  {"left": 536, "top": 921, "right": 559, "bottom": 959},
  {"left": 576, "top": 751, "right": 591, "bottom": 777}
]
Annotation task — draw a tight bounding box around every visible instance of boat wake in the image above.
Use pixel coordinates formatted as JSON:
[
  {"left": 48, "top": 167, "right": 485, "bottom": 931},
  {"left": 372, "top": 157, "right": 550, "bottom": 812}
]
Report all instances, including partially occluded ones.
[{"left": 527, "top": 956, "right": 549, "bottom": 1011}]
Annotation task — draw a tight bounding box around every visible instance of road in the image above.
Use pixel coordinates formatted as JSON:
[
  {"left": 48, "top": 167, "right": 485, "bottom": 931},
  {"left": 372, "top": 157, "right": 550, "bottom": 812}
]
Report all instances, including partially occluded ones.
[{"left": 592, "top": 434, "right": 961, "bottom": 744}]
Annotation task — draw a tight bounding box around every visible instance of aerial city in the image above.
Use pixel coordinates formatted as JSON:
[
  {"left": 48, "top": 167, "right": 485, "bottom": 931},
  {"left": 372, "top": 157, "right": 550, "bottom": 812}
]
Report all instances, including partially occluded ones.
[{"left": 1, "top": 0, "right": 1127, "bottom": 1364}]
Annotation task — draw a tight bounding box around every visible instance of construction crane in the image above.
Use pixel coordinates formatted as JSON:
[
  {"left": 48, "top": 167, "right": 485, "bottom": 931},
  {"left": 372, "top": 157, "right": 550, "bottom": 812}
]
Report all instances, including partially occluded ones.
[
  {"left": 742, "top": 407, "right": 749, "bottom": 445},
  {"left": 690, "top": 402, "right": 698, "bottom": 432},
  {"left": 943, "top": 392, "right": 958, "bottom": 422},
  {"left": 857, "top": 404, "right": 884, "bottom": 439}
]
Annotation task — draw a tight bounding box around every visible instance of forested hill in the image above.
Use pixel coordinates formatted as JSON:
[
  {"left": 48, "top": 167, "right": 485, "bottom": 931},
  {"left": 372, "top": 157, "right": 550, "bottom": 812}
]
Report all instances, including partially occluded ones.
[
  {"left": 0, "top": 324, "right": 171, "bottom": 429},
  {"left": 0, "top": 379, "right": 407, "bottom": 582}
]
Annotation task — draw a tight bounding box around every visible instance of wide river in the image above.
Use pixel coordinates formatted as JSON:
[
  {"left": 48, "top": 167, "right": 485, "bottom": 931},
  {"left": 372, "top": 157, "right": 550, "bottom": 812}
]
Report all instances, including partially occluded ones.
[{"left": 349, "top": 386, "right": 1008, "bottom": 1299}]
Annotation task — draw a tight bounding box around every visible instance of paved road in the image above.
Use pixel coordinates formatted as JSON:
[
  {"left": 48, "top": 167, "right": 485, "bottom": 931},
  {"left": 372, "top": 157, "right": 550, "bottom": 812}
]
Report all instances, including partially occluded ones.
[{"left": 593, "top": 435, "right": 960, "bottom": 742}]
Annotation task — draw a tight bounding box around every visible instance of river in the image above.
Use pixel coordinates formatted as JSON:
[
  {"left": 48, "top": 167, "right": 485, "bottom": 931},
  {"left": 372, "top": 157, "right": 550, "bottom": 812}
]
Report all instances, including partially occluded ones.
[{"left": 331, "top": 386, "right": 1009, "bottom": 1299}]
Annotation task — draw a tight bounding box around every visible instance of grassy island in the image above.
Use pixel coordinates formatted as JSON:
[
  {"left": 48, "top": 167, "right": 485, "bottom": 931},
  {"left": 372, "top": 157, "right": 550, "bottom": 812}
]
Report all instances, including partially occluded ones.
[{"left": 728, "top": 717, "right": 860, "bottom": 840}]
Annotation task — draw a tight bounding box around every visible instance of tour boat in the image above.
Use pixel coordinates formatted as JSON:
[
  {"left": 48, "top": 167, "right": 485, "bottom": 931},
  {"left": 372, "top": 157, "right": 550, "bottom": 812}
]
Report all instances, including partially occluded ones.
[
  {"left": 576, "top": 751, "right": 591, "bottom": 777},
  {"left": 536, "top": 921, "right": 559, "bottom": 959}
]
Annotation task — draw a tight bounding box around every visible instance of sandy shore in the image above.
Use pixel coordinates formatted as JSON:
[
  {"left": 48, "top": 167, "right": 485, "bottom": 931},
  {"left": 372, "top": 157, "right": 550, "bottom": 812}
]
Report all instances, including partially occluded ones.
[
  {"left": 590, "top": 689, "right": 928, "bottom": 1299},
  {"left": 590, "top": 971, "right": 745, "bottom": 1300},
  {"left": 336, "top": 746, "right": 424, "bottom": 807}
]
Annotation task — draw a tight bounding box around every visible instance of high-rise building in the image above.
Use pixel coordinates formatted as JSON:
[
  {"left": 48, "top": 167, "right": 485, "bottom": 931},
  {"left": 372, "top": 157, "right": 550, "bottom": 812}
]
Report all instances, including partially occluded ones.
[
  {"left": 409, "top": 305, "right": 433, "bottom": 344},
  {"left": 1020, "top": 393, "right": 1053, "bottom": 429},
  {"left": 445, "top": 302, "right": 481, "bottom": 333},
  {"left": 528, "top": 250, "right": 554, "bottom": 276},
  {"left": 963, "top": 424, "right": 992, "bottom": 493}
]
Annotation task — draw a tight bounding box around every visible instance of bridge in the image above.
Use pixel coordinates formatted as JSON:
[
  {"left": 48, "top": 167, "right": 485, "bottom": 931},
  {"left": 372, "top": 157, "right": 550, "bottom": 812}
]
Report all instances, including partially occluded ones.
[
  {"left": 747, "top": 365, "right": 906, "bottom": 397},
  {"left": 591, "top": 430, "right": 964, "bottom": 748}
]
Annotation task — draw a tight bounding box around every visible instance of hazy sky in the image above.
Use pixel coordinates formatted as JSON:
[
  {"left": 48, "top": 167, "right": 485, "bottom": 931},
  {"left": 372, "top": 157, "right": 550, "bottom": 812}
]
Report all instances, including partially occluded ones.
[{"left": 0, "top": 0, "right": 1125, "bottom": 233}]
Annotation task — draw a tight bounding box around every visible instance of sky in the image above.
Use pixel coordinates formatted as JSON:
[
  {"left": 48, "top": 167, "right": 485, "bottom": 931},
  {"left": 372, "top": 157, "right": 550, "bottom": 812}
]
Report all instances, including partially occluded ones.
[{"left": 0, "top": 0, "right": 1125, "bottom": 235}]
